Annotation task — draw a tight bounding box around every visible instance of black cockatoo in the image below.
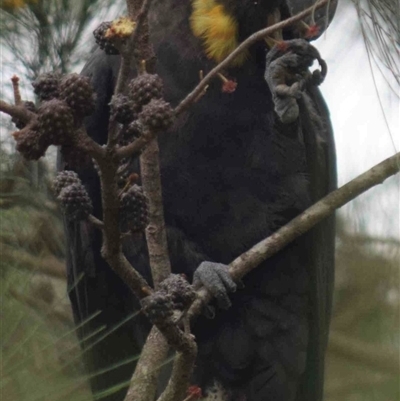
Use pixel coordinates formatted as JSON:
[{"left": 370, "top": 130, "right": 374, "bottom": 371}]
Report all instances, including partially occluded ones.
[{"left": 61, "top": 0, "right": 337, "bottom": 400}]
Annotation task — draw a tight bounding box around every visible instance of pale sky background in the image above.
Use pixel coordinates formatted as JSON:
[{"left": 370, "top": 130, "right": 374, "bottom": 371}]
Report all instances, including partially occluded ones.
[
  {"left": 1, "top": 0, "right": 399, "bottom": 240},
  {"left": 315, "top": 1, "right": 399, "bottom": 239}
]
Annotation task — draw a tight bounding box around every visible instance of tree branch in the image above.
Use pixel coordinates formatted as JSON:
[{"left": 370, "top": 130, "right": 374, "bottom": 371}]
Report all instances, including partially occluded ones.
[
  {"left": 116, "top": 0, "right": 333, "bottom": 162},
  {"left": 125, "top": 326, "right": 171, "bottom": 401},
  {"left": 175, "top": 0, "right": 331, "bottom": 115},
  {"left": 87, "top": 214, "right": 104, "bottom": 230},
  {"left": 99, "top": 156, "right": 153, "bottom": 299},
  {"left": 187, "top": 151, "right": 400, "bottom": 318},
  {"left": 0, "top": 100, "right": 36, "bottom": 125},
  {"left": 90, "top": 2, "right": 173, "bottom": 401},
  {"left": 140, "top": 138, "right": 171, "bottom": 287},
  {"left": 116, "top": 131, "right": 155, "bottom": 160}
]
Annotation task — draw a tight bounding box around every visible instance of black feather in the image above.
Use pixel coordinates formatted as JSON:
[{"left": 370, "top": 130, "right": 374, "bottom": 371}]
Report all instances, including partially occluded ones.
[{"left": 60, "top": 1, "right": 337, "bottom": 400}]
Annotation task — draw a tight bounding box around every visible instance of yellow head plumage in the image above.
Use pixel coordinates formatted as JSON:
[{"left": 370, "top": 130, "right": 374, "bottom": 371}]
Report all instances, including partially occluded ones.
[{"left": 190, "top": 0, "right": 247, "bottom": 66}]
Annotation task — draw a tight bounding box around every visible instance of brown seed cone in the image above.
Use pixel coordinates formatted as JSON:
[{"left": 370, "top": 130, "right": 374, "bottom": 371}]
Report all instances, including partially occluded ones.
[
  {"left": 138, "top": 99, "right": 174, "bottom": 132},
  {"left": 53, "top": 170, "right": 81, "bottom": 197},
  {"left": 119, "top": 120, "right": 143, "bottom": 143},
  {"left": 93, "top": 22, "right": 120, "bottom": 55},
  {"left": 37, "top": 99, "right": 74, "bottom": 146},
  {"left": 58, "top": 182, "right": 93, "bottom": 221},
  {"left": 141, "top": 292, "right": 174, "bottom": 323},
  {"left": 128, "top": 73, "right": 164, "bottom": 112},
  {"left": 13, "top": 122, "right": 49, "bottom": 161},
  {"left": 59, "top": 73, "right": 96, "bottom": 118},
  {"left": 120, "top": 184, "right": 149, "bottom": 232},
  {"left": 159, "top": 274, "right": 196, "bottom": 310},
  {"left": 32, "top": 72, "right": 61, "bottom": 101},
  {"left": 110, "top": 94, "right": 136, "bottom": 124}
]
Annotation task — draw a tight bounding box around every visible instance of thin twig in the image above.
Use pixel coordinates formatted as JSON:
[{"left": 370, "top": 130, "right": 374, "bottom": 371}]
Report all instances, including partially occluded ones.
[
  {"left": 187, "top": 151, "right": 400, "bottom": 319},
  {"left": 124, "top": 2, "right": 333, "bottom": 399},
  {"left": 87, "top": 214, "right": 104, "bottom": 230},
  {"left": 113, "top": 0, "right": 334, "bottom": 162},
  {"left": 174, "top": 0, "right": 330, "bottom": 115},
  {"left": 156, "top": 347, "right": 197, "bottom": 401},
  {"left": 74, "top": 126, "right": 106, "bottom": 161},
  {"left": 95, "top": 0, "right": 158, "bottom": 309},
  {"left": 113, "top": 57, "right": 132, "bottom": 98},
  {"left": 125, "top": 327, "right": 170, "bottom": 401},
  {"left": 0, "top": 100, "right": 36, "bottom": 125},
  {"left": 99, "top": 157, "right": 153, "bottom": 299},
  {"left": 122, "top": 2, "right": 176, "bottom": 401},
  {"left": 129, "top": 0, "right": 154, "bottom": 34},
  {"left": 116, "top": 131, "right": 155, "bottom": 160},
  {"left": 140, "top": 138, "right": 171, "bottom": 287},
  {"left": 11, "top": 75, "right": 22, "bottom": 106}
]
